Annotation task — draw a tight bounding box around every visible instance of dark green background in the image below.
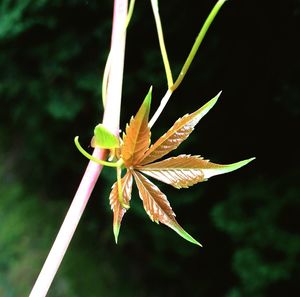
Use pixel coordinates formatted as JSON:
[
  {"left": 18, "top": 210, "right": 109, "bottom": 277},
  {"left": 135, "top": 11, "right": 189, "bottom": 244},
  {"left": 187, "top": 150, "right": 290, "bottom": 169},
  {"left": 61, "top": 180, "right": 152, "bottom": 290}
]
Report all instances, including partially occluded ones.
[{"left": 1, "top": 0, "right": 299, "bottom": 296}]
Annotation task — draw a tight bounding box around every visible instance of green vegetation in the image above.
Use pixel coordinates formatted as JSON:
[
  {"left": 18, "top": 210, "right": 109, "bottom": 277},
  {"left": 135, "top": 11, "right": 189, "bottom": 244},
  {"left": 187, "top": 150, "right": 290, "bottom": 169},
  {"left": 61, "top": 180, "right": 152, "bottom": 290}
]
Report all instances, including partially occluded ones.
[{"left": 1, "top": 0, "right": 299, "bottom": 296}]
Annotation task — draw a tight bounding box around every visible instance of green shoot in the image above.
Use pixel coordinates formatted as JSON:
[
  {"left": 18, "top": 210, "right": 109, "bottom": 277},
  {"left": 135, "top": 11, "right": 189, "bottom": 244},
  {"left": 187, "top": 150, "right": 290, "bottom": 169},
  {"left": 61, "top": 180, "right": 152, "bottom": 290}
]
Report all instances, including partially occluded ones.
[
  {"left": 74, "top": 136, "right": 122, "bottom": 168},
  {"left": 150, "top": 0, "right": 173, "bottom": 88},
  {"left": 126, "top": 0, "right": 136, "bottom": 28},
  {"left": 171, "top": 0, "right": 228, "bottom": 91},
  {"left": 149, "top": 0, "right": 228, "bottom": 129}
]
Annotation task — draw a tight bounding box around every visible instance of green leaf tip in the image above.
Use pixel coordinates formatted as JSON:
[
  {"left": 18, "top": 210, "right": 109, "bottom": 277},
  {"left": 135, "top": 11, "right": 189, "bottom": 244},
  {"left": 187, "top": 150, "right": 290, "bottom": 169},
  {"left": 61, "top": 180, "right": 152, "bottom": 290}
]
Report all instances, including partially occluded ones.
[
  {"left": 193, "top": 91, "right": 221, "bottom": 121},
  {"left": 135, "top": 86, "right": 152, "bottom": 120},
  {"left": 204, "top": 90, "right": 222, "bottom": 110},
  {"left": 93, "top": 124, "right": 120, "bottom": 149},
  {"left": 203, "top": 157, "right": 256, "bottom": 179},
  {"left": 172, "top": 224, "right": 202, "bottom": 247},
  {"left": 113, "top": 223, "right": 121, "bottom": 244},
  {"left": 144, "top": 86, "right": 152, "bottom": 109},
  {"left": 221, "top": 157, "right": 256, "bottom": 173}
]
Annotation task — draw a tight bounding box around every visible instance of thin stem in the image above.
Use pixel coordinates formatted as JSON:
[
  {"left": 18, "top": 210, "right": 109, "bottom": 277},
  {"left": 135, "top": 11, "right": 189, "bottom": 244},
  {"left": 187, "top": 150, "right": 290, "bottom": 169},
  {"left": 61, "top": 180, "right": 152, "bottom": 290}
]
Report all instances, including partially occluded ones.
[
  {"left": 29, "top": 1, "right": 128, "bottom": 296},
  {"left": 149, "top": 0, "right": 227, "bottom": 128},
  {"left": 74, "top": 136, "right": 121, "bottom": 168},
  {"left": 102, "top": 51, "right": 111, "bottom": 107},
  {"left": 126, "top": 0, "right": 136, "bottom": 28},
  {"left": 150, "top": 0, "right": 173, "bottom": 88},
  {"left": 148, "top": 88, "right": 173, "bottom": 128},
  {"left": 171, "top": 0, "right": 227, "bottom": 91}
]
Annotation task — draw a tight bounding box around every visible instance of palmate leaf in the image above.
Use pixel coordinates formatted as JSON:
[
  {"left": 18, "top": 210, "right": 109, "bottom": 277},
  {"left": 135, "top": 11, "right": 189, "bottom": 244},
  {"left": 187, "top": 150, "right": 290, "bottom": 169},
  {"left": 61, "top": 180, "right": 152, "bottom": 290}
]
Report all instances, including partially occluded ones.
[
  {"left": 121, "top": 87, "right": 152, "bottom": 167},
  {"left": 104, "top": 88, "right": 254, "bottom": 246},
  {"left": 137, "top": 155, "right": 255, "bottom": 189},
  {"left": 109, "top": 171, "right": 133, "bottom": 243},
  {"left": 140, "top": 92, "right": 221, "bottom": 165},
  {"left": 133, "top": 171, "right": 201, "bottom": 246}
]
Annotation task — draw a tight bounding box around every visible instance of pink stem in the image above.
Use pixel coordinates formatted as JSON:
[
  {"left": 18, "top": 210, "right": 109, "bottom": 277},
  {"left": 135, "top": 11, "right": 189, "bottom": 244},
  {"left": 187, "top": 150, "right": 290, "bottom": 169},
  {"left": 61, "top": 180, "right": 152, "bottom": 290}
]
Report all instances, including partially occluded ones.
[{"left": 29, "top": 1, "right": 128, "bottom": 296}]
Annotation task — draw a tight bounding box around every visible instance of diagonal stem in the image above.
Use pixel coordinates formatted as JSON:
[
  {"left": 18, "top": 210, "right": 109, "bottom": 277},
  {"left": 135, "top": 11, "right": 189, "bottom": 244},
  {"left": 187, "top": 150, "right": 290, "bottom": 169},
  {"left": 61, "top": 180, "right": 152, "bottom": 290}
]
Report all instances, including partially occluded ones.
[
  {"left": 29, "top": 1, "right": 128, "bottom": 296},
  {"left": 171, "top": 0, "right": 228, "bottom": 91},
  {"left": 150, "top": 0, "right": 173, "bottom": 88},
  {"left": 102, "top": 0, "right": 135, "bottom": 107},
  {"left": 29, "top": 148, "right": 106, "bottom": 297},
  {"left": 149, "top": 0, "right": 227, "bottom": 128}
]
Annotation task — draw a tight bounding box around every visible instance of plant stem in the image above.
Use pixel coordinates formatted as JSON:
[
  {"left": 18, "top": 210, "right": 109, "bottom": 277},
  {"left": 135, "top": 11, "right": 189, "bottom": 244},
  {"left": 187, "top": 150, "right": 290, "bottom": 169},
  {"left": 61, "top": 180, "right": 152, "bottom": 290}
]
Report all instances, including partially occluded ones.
[
  {"left": 102, "top": 0, "right": 127, "bottom": 134},
  {"left": 171, "top": 0, "right": 227, "bottom": 91},
  {"left": 29, "top": 148, "right": 106, "bottom": 297},
  {"left": 149, "top": 88, "right": 172, "bottom": 128},
  {"left": 29, "top": 1, "right": 128, "bottom": 296},
  {"left": 150, "top": 0, "right": 173, "bottom": 88},
  {"left": 102, "top": 51, "right": 111, "bottom": 106},
  {"left": 149, "top": 0, "right": 227, "bottom": 128},
  {"left": 74, "top": 136, "right": 121, "bottom": 167},
  {"left": 102, "top": 0, "right": 135, "bottom": 107},
  {"left": 126, "top": 0, "right": 136, "bottom": 28}
]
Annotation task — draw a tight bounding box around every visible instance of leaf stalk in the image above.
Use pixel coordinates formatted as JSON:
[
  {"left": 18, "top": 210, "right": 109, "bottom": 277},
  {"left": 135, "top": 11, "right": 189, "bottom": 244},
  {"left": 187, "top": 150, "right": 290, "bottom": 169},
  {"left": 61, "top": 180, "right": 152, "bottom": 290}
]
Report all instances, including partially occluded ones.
[
  {"left": 171, "top": 0, "right": 228, "bottom": 91},
  {"left": 74, "top": 136, "right": 122, "bottom": 168},
  {"left": 149, "top": 0, "right": 227, "bottom": 128},
  {"left": 150, "top": 0, "right": 173, "bottom": 88}
]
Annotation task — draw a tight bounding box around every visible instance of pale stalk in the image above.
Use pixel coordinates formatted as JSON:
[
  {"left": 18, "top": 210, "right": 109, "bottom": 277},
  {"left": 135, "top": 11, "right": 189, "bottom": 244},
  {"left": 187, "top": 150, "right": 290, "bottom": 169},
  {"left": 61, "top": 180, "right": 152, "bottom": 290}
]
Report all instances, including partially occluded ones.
[
  {"left": 149, "top": 0, "right": 227, "bottom": 128},
  {"left": 149, "top": 89, "right": 172, "bottom": 128},
  {"left": 171, "top": 0, "right": 228, "bottom": 91},
  {"left": 126, "top": 0, "right": 136, "bottom": 28},
  {"left": 29, "top": 0, "right": 128, "bottom": 296},
  {"left": 150, "top": 0, "right": 173, "bottom": 88},
  {"left": 102, "top": 0, "right": 135, "bottom": 106}
]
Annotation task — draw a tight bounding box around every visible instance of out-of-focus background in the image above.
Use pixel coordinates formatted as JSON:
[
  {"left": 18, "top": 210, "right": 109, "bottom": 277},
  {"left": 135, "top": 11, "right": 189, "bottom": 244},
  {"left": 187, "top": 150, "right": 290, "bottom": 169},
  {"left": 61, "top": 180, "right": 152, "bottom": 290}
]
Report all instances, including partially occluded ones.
[{"left": 0, "top": 0, "right": 299, "bottom": 296}]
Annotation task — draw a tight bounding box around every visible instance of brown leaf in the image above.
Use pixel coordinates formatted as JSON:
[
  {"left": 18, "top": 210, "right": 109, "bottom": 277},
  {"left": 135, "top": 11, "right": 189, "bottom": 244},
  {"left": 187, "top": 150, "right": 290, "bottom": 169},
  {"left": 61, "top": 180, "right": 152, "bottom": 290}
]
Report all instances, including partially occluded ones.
[
  {"left": 133, "top": 171, "right": 175, "bottom": 223},
  {"left": 137, "top": 155, "right": 208, "bottom": 188},
  {"left": 140, "top": 94, "right": 219, "bottom": 165},
  {"left": 121, "top": 88, "right": 152, "bottom": 167},
  {"left": 109, "top": 171, "right": 133, "bottom": 243},
  {"left": 138, "top": 155, "right": 256, "bottom": 188},
  {"left": 133, "top": 171, "right": 201, "bottom": 246}
]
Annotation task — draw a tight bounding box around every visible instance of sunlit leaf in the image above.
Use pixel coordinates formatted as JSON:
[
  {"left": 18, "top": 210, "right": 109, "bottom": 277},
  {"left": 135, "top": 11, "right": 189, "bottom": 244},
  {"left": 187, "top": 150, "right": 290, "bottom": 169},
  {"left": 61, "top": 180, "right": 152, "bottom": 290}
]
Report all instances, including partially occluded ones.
[
  {"left": 138, "top": 155, "right": 255, "bottom": 188},
  {"left": 92, "top": 123, "right": 120, "bottom": 149},
  {"left": 200, "top": 157, "right": 256, "bottom": 179},
  {"left": 109, "top": 171, "right": 133, "bottom": 243},
  {"left": 102, "top": 88, "right": 254, "bottom": 246},
  {"left": 137, "top": 155, "right": 207, "bottom": 188},
  {"left": 140, "top": 92, "right": 221, "bottom": 165},
  {"left": 121, "top": 87, "right": 152, "bottom": 167},
  {"left": 133, "top": 171, "right": 201, "bottom": 246}
]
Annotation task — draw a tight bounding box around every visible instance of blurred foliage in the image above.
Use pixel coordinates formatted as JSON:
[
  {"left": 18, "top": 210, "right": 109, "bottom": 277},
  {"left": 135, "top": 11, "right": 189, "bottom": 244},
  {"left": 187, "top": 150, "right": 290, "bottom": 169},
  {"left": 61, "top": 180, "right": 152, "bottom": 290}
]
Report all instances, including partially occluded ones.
[
  {"left": 0, "top": 168, "right": 138, "bottom": 297},
  {"left": 212, "top": 174, "right": 300, "bottom": 297},
  {"left": 0, "top": 0, "right": 300, "bottom": 296}
]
